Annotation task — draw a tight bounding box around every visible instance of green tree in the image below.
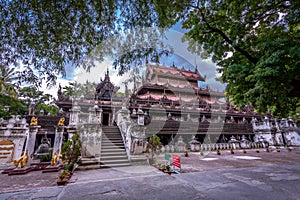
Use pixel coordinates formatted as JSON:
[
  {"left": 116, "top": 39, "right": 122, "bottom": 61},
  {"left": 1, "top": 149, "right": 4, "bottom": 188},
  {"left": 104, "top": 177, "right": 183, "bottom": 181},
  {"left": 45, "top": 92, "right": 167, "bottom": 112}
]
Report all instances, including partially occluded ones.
[
  {"left": 0, "top": 1, "right": 167, "bottom": 87},
  {"left": 18, "top": 86, "right": 58, "bottom": 115},
  {"left": 0, "top": 66, "right": 18, "bottom": 98},
  {"left": 18, "top": 86, "right": 54, "bottom": 105},
  {"left": 2, "top": 0, "right": 299, "bottom": 117},
  {"left": 0, "top": 94, "right": 27, "bottom": 119},
  {"left": 61, "top": 132, "right": 81, "bottom": 171},
  {"left": 151, "top": 0, "right": 300, "bottom": 116},
  {"left": 63, "top": 81, "right": 85, "bottom": 98},
  {"left": 35, "top": 103, "right": 59, "bottom": 116},
  {"left": 146, "top": 134, "right": 162, "bottom": 165}
]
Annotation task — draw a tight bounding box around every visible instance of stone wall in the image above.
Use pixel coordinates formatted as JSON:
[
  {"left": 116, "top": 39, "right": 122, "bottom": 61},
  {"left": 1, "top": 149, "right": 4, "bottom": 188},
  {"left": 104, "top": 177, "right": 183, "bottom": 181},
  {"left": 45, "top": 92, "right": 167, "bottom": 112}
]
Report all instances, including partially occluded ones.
[
  {"left": 252, "top": 117, "right": 300, "bottom": 146},
  {"left": 0, "top": 116, "right": 28, "bottom": 164}
]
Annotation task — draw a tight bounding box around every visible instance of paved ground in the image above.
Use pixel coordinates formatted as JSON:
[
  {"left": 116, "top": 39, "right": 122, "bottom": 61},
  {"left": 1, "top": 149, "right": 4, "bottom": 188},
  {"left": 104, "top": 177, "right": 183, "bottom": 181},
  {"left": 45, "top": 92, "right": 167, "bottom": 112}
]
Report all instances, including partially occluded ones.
[{"left": 0, "top": 148, "right": 299, "bottom": 199}]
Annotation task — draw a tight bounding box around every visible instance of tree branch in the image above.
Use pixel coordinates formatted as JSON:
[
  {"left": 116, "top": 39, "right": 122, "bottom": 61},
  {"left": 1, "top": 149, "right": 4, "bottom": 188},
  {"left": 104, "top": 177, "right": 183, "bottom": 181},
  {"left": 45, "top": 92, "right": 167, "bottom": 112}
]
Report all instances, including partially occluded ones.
[{"left": 198, "top": 9, "right": 259, "bottom": 64}]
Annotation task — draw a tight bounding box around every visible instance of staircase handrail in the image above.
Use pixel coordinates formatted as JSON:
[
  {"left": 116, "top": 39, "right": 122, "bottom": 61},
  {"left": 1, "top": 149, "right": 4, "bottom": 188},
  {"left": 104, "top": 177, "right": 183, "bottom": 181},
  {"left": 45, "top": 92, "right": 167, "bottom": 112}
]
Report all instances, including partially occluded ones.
[{"left": 117, "top": 122, "right": 131, "bottom": 160}]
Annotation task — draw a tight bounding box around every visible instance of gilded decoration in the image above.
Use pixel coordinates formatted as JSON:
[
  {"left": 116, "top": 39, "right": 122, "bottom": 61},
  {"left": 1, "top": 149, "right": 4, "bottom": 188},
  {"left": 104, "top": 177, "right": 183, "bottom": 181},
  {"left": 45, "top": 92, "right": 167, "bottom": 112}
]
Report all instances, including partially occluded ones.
[
  {"left": 30, "top": 117, "right": 38, "bottom": 126},
  {"left": 57, "top": 117, "right": 65, "bottom": 126},
  {"left": 13, "top": 150, "right": 28, "bottom": 168}
]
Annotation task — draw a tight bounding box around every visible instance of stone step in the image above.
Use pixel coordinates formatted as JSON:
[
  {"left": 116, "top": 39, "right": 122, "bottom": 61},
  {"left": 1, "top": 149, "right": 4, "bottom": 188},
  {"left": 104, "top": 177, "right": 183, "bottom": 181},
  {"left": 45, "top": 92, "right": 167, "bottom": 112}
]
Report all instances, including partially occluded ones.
[
  {"left": 101, "top": 142, "right": 124, "bottom": 145},
  {"left": 101, "top": 155, "right": 128, "bottom": 160},
  {"left": 102, "top": 132, "right": 120, "bottom": 135},
  {"left": 101, "top": 151, "right": 127, "bottom": 156},
  {"left": 130, "top": 154, "right": 148, "bottom": 165},
  {"left": 102, "top": 126, "right": 119, "bottom": 130},
  {"left": 101, "top": 144, "right": 124, "bottom": 148},
  {"left": 100, "top": 126, "right": 130, "bottom": 169},
  {"left": 130, "top": 155, "right": 148, "bottom": 161},
  {"left": 77, "top": 164, "right": 100, "bottom": 170},
  {"left": 79, "top": 158, "right": 100, "bottom": 166},
  {"left": 100, "top": 159, "right": 129, "bottom": 164},
  {"left": 101, "top": 145, "right": 125, "bottom": 150},
  {"left": 100, "top": 163, "right": 131, "bottom": 168},
  {"left": 102, "top": 129, "right": 119, "bottom": 132},
  {"left": 102, "top": 128, "right": 119, "bottom": 132},
  {"left": 103, "top": 137, "right": 123, "bottom": 141},
  {"left": 102, "top": 135, "right": 122, "bottom": 138},
  {"left": 102, "top": 139, "right": 123, "bottom": 142},
  {"left": 101, "top": 148, "right": 126, "bottom": 152}
]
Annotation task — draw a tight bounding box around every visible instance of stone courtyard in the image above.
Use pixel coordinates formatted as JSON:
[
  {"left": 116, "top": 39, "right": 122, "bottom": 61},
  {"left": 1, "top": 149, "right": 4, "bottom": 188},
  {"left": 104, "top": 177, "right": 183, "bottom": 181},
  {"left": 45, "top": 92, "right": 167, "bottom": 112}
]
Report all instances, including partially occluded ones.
[{"left": 0, "top": 147, "right": 299, "bottom": 200}]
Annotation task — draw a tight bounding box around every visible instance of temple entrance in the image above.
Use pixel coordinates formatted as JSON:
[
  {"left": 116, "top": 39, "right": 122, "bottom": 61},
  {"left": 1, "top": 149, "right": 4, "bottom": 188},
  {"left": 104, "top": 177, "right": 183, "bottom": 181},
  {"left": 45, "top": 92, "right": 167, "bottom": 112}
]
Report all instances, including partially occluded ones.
[{"left": 102, "top": 113, "right": 109, "bottom": 126}]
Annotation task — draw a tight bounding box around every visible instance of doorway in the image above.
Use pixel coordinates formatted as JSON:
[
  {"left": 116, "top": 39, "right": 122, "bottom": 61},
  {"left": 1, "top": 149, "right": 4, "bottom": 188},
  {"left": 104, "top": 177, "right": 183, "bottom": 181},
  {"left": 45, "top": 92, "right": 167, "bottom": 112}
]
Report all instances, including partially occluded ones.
[{"left": 102, "top": 113, "right": 109, "bottom": 126}]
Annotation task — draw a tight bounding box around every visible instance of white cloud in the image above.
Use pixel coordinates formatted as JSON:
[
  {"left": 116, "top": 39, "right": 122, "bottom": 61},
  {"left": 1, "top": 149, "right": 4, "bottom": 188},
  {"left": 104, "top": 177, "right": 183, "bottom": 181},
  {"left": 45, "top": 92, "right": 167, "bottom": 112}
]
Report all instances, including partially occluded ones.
[{"left": 42, "top": 27, "right": 225, "bottom": 98}]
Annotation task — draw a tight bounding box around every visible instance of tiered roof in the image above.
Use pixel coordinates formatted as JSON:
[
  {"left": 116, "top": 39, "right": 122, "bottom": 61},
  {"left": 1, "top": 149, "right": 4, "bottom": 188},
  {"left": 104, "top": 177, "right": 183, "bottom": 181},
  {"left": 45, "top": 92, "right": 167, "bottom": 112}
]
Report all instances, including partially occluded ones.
[
  {"left": 133, "top": 64, "right": 224, "bottom": 107},
  {"left": 129, "top": 63, "right": 260, "bottom": 120}
]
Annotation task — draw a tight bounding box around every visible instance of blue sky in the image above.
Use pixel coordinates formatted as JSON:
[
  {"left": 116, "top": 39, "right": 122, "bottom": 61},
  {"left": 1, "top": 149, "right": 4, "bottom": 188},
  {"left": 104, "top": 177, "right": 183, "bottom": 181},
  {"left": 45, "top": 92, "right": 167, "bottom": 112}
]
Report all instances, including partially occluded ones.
[{"left": 47, "top": 23, "right": 225, "bottom": 97}]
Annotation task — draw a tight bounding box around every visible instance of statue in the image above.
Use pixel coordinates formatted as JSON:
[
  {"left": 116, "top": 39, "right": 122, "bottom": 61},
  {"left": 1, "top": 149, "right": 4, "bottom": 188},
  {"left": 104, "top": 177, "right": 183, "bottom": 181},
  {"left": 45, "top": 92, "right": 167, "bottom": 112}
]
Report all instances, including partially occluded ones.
[
  {"left": 30, "top": 116, "right": 38, "bottom": 126},
  {"left": 29, "top": 101, "right": 36, "bottom": 115},
  {"left": 13, "top": 151, "right": 28, "bottom": 168},
  {"left": 57, "top": 117, "right": 65, "bottom": 126},
  {"left": 51, "top": 151, "right": 58, "bottom": 166},
  {"left": 59, "top": 150, "right": 65, "bottom": 164}
]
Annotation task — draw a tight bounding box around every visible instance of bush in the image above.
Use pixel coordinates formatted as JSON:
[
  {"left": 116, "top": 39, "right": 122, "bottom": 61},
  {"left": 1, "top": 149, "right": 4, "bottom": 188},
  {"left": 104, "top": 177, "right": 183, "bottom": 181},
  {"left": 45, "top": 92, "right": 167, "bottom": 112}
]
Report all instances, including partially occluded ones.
[
  {"left": 39, "top": 150, "right": 52, "bottom": 162},
  {"left": 61, "top": 133, "right": 81, "bottom": 166},
  {"left": 146, "top": 134, "right": 162, "bottom": 163}
]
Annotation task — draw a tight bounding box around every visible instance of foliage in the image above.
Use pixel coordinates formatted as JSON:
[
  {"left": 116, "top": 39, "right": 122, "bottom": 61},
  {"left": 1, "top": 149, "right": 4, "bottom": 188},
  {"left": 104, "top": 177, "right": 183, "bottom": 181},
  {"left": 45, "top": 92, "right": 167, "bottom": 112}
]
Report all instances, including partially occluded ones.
[
  {"left": 0, "top": 66, "right": 18, "bottom": 98},
  {"left": 62, "top": 81, "right": 96, "bottom": 98},
  {"left": 58, "top": 170, "right": 70, "bottom": 181},
  {"left": 18, "top": 86, "right": 54, "bottom": 105},
  {"left": 0, "top": 94, "right": 27, "bottom": 118},
  {"left": 35, "top": 103, "right": 59, "bottom": 116},
  {"left": 165, "top": 164, "right": 170, "bottom": 171},
  {"left": 147, "top": 134, "right": 162, "bottom": 161},
  {"left": 0, "top": 1, "right": 169, "bottom": 87},
  {"left": 61, "top": 132, "right": 81, "bottom": 166},
  {"left": 39, "top": 150, "right": 52, "bottom": 162},
  {"left": 17, "top": 86, "right": 58, "bottom": 116},
  {"left": 115, "top": 92, "right": 125, "bottom": 97},
  {"left": 151, "top": 0, "right": 299, "bottom": 116},
  {"left": 184, "top": 150, "right": 189, "bottom": 157},
  {"left": 2, "top": 0, "right": 299, "bottom": 116}
]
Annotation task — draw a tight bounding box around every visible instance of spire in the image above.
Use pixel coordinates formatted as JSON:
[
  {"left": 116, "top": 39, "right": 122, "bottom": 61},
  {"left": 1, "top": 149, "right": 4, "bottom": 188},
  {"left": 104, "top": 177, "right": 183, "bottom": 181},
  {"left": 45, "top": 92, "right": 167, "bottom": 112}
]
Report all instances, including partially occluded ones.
[
  {"left": 58, "top": 83, "right": 62, "bottom": 96},
  {"left": 104, "top": 67, "right": 110, "bottom": 82}
]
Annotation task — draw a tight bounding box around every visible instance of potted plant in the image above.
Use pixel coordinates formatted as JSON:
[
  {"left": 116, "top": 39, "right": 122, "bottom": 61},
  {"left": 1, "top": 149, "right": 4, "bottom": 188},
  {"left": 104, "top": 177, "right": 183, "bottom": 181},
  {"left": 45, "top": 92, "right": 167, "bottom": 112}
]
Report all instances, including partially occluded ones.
[
  {"left": 276, "top": 147, "right": 280, "bottom": 152},
  {"left": 243, "top": 149, "right": 247, "bottom": 154},
  {"left": 164, "top": 165, "right": 171, "bottom": 175},
  {"left": 58, "top": 132, "right": 81, "bottom": 185},
  {"left": 217, "top": 149, "right": 221, "bottom": 155},
  {"left": 200, "top": 150, "right": 204, "bottom": 156},
  {"left": 62, "top": 133, "right": 81, "bottom": 167},
  {"left": 266, "top": 147, "right": 270, "bottom": 152},
  {"left": 57, "top": 170, "right": 68, "bottom": 186},
  {"left": 256, "top": 147, "right": 260, "bottom": 153},
  {"left": 184, "top": 150, "right": 189, "bottom": 157},
  {"left": 160, "top": 164, "right": 165, "bottom": 171},
  {"left": 146, "top": 134, "right": 162, "bottom": 166},
  {"left": 230, "top": 148, "right": 234, "bottom": 154}
]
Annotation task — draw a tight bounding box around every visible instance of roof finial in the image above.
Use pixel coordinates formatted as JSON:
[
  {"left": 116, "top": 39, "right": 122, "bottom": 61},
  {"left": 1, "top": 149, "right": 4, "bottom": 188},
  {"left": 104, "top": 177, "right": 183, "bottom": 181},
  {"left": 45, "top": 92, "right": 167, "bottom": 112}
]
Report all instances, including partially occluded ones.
[
  {"left": 146, "top": 57, "right": 148, "bottom": 64},
  {"left": 172, "top": 61, "right": 175, "bottom": 67},
  {"left": 107, "top": 67, "right": 109, "bottom": 75}
]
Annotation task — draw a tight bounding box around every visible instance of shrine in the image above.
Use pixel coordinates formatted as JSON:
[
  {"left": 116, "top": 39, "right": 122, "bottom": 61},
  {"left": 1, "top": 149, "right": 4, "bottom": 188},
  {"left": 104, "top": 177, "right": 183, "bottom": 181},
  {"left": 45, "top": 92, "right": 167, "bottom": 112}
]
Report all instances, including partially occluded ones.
[{"left": 0, "top": 63, "right": 299, "bottom": 170}]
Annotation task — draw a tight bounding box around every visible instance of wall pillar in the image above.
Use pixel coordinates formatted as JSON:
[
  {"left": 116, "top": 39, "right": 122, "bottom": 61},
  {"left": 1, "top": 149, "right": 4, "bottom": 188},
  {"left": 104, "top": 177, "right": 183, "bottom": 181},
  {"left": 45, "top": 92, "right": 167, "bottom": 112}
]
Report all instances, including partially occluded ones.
[
  {"left": 53, "top": 126, "right": 65, "bottom": 156},
  {"left": 26, "top": 126, "right": 40, "bottom": 163}
]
